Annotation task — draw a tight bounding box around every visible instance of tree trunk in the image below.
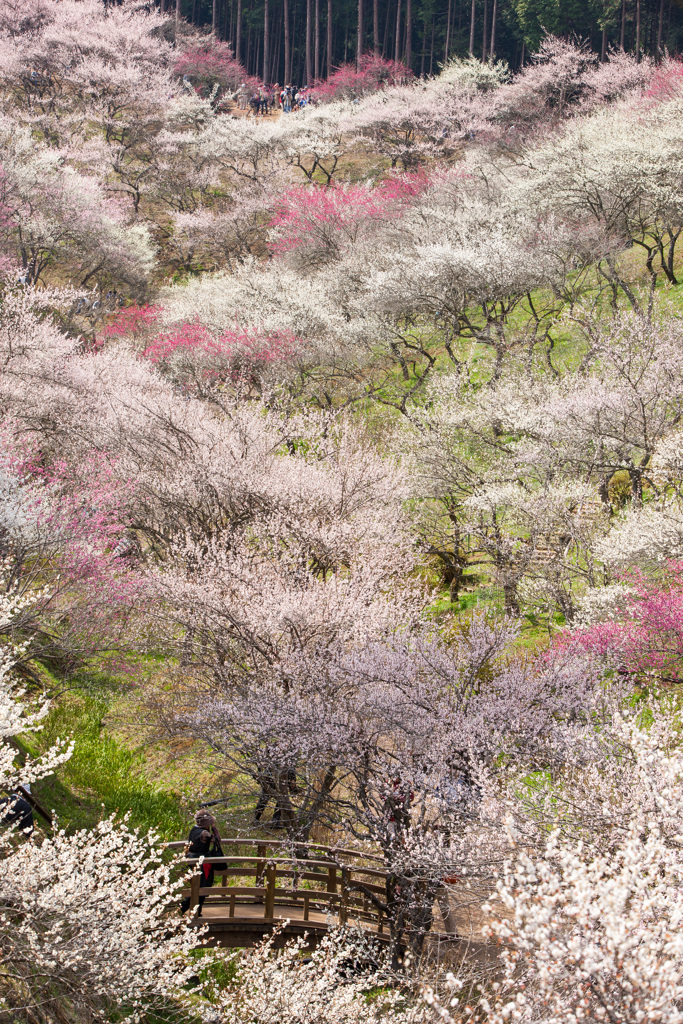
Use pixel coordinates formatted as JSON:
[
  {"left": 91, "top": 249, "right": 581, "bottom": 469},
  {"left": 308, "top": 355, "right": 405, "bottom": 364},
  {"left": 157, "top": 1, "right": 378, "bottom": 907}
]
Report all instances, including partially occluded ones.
[
  {"left": 405, "top": 0, "right": 411, "bottom": 69},
  {"left": 306, "top": 0, "right": 313, "bottom": 82},
  {"left": 192, "top": 0, "right": 196, "bottom": 24},
  {"left": 282, "top": 0, "right": 289, "bottom": 81},
  {"left": 601, "top": 26, "right": 607, "bottom": 60},
  {"left": 503, "top": 581, "right": 520, "bottom": 617},
  {"left": 444, "top": 0, "right": 451, "bottom": 61},
  {"left": 327, "top": 0, "right": 333, "bottom": 76},
  {"left": 373, "top": 0, "right": 379, "bottom": 53},
  {"left": 429, "top": 16, "right": 434, "bottom": 74},
  {"left": 636, "top": 0, "right": 641, "bottom": 60},
  {"left": 489, "top": 0, "right": 497, "bottom": 59},
  {"left": 481, "top": 0, "right": 487, "bottom": 60},
  {"left": 395, "top": 0, "right": 401, "bottom": 63},
  {"left": 236, "top": 0, "right": 242, "bottom": 62},
  {"left": 263, "top": 0, "right": 269, "bottom": 82},
  {"left": 175, "top": 0, "right": 180, "bottom": 30},
  {"left": 469, "top": 0, "right": 475, "bottom": 53},
  {"left": 271, "top": 8, "right": 280, "bottom": 82},
  {"left": 212, "top": 0, "right": 217, "bottom": 35},
  {"left": 290, "top": 0, "right": 297, "bottom": 80},
  {"left": 620, "top": 0, "right": 626, "bottom": 48},
  {"left": 658, "top": 0, "right": 664, "bottom": 52},
  {"left": 357, "top": 0, "right": 363, "bottom": 69},
  {"left": 315, "top": 0, "right": 320, "bottom": 78}
]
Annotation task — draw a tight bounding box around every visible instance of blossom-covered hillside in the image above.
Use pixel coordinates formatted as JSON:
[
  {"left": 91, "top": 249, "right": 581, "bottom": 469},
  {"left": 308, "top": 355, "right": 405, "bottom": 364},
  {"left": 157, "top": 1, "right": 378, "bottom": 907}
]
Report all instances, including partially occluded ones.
[{"left": 3, "top": 3, "right": 683, "bottom": 1023}]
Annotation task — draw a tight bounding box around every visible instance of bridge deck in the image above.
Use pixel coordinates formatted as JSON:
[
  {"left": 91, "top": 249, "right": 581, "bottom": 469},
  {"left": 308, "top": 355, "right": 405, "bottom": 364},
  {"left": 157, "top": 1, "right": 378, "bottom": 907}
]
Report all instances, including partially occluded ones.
[
  {"left": 192, "top": 900, "right": 388, "bottom": 947},
  {"left": 198, "top": 902, "right": 381, "bottom": 929}
]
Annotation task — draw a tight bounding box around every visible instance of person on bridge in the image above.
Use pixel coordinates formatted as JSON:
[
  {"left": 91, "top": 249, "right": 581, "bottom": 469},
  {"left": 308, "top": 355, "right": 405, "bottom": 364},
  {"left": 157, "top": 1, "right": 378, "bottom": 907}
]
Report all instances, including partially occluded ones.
[{"left": 180, "top": 809, "right": 225, "bottom": 916}]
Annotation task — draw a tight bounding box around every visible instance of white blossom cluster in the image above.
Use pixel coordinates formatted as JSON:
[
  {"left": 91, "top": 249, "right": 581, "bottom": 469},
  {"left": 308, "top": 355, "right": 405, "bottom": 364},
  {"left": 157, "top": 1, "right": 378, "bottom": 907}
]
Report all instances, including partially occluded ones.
[{"left": 0, "top": 573, "right": 206, "bottom": 1020}]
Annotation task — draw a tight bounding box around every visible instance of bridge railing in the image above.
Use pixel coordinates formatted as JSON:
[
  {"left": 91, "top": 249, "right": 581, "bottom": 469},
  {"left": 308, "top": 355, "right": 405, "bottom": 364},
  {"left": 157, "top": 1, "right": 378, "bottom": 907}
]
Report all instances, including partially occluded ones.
[{"left": 167, "top": 838, "right": 390, "bottom": 934}]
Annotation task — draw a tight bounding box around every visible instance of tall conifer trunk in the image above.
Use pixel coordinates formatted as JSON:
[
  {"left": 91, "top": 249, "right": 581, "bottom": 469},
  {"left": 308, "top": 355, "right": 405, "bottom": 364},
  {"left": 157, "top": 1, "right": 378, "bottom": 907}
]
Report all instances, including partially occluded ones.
[
  {"left": 327, "top": 0, "right": 333, "bottom": 76},
  {"left": 405, "top": 0, "right": 411, "bottom": 69},
  {"left": 489, "top": 0, "right": 497, "bottom": 58},
  {"left": 306, "top": 0, "right": 313, "bottom": 82},
  {"left": 283, "top": 0, "right": 290, "bottom": 81},
  {"left": 636, "top": 0, "right": 641, "bottom": 60},
  {"left": 395, "top": 0, "right": 401, "bottom": 62}
]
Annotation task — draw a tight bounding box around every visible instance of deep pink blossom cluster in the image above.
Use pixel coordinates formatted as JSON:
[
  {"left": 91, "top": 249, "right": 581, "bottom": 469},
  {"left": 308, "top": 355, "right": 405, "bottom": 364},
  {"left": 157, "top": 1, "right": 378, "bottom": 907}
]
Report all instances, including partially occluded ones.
[
  {"left": 101, "top": 302, "right": 162, "bottom": 341},
  {"left": 145, "top": 320, "right": 301, "bottom": 373},
  {"left": 173, "top": 37, "right": 260, "bottom": 102},
  {"left": 562, "top": 562, "right": 683, "bottom": 682},
  {"left": 311, "top": 54, "right": 413, "bottom": 103},
  {"left": 102, "top": 306, "right": 303, "bottom": 384},
  {"left": 268, "top": 173, "right": 427, "bottom": 255}
]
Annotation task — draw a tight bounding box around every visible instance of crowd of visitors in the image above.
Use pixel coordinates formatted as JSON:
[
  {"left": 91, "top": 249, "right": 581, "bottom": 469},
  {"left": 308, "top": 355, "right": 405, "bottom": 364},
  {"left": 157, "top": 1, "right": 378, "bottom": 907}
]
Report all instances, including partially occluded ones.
[{"left": 236, "top": 82, "right": 314, "bottom": 116}]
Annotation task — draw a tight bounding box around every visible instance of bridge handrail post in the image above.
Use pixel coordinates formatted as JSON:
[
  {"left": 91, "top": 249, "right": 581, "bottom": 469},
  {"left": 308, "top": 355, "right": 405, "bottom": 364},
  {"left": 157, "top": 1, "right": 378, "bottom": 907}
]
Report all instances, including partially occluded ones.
[
  {"left": 264, "top": 862, "right": 276, "bottom": 919},
  {"left": 189, "top": 871, "right": 201, "bottom": 911},
  {"left": 339, "top": 867, "right": 350, "bottom": 924},
  {"left": 327, "top": 865, "right": 337, "bottom": 894},
  {"left": 256, "top": 844, "right": 266, "bottom": 885}
]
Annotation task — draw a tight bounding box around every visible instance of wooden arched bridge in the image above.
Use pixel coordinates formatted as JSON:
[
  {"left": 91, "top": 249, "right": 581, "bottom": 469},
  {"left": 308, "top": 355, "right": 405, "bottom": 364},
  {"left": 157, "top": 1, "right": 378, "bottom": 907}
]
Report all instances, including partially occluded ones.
[{"left": 166, "top": 837, "right": 458, "bottom": 948}]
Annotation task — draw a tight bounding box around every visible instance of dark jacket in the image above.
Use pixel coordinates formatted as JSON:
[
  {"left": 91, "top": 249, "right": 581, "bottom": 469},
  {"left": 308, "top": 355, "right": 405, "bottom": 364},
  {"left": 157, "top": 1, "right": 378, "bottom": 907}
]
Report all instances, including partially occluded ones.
[
  {"left": 0, "top": 794, "right": 33, "bottom": 834},
  {"left": 186, "top": 825, "right": 215, "bottom": 858},
  {"left": 186, "top": 826, "right": 225, "bottom": 885}
]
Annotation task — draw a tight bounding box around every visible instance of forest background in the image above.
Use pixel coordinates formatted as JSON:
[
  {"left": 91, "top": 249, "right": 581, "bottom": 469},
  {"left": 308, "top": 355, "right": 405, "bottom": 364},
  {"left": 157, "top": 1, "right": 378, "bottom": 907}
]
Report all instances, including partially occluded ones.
[{"left": 172, "top": 0, "right": 683, "bottom": 86}]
